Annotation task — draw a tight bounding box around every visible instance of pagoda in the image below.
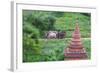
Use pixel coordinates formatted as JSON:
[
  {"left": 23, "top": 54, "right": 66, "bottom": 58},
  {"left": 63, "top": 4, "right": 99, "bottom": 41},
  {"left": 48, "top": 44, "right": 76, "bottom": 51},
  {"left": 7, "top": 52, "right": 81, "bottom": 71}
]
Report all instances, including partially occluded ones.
[{"left": 64, "top": 22, "right": 88, "bottom": 60}]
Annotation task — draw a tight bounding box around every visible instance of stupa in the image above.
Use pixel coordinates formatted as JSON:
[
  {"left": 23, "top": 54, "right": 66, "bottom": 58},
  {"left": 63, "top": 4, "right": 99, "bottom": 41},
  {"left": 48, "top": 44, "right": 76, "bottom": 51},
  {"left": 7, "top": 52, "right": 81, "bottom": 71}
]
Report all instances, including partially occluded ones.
[{"left": 64, "top": 21, "right": 88, "bottom": 60}]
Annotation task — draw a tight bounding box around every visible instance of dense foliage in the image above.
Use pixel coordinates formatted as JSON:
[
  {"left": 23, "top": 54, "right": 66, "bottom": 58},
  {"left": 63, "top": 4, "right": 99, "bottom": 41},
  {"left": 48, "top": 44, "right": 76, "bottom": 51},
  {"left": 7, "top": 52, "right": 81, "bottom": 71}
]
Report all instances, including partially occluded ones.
[{"left": 23, "top": 10, "right": 91, "bottom": 62}]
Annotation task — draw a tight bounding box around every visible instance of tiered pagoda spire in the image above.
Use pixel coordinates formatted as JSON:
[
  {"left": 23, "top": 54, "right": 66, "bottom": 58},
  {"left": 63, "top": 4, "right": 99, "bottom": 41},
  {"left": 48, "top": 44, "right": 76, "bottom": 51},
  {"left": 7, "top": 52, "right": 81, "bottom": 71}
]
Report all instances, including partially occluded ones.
[{"left": 64, "top": 22, "right": 88, "bottom": 60}]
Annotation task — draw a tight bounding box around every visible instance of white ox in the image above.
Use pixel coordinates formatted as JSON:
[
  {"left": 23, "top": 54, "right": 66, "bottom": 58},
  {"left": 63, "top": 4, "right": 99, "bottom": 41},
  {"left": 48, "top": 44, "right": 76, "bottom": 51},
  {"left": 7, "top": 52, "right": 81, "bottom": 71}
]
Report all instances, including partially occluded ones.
[{"left": 46, "top": 31, "right": 57, "bottom": 39}]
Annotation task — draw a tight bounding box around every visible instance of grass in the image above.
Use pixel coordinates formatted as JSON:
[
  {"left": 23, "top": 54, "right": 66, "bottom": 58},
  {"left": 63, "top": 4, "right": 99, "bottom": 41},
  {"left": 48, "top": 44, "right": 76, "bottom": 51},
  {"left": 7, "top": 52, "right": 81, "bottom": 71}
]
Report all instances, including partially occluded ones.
[
  {"left": 23, "top": 38, "right": 91, "bottom": 62},
  {"left": 54, "top": 12, "right": 91, "bottom": 38},
  {"left": 82, "top": 38, "right": 91, "bottom": 59}
]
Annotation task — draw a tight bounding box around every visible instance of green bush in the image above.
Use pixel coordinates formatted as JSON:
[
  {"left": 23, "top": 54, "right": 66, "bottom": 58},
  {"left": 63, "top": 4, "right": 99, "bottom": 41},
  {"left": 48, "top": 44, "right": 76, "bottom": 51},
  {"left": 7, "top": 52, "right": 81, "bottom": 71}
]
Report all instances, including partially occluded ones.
[{"left": 23, "top": 36, "right": 43, "bottom": 62}]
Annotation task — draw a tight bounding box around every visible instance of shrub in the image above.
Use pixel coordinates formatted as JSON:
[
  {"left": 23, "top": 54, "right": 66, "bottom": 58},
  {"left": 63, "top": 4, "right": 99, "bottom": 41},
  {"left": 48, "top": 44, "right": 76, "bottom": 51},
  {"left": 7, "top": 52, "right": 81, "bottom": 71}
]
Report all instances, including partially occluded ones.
[{"left": 23, "top": 36, "right": 43, "bottom": 62}]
